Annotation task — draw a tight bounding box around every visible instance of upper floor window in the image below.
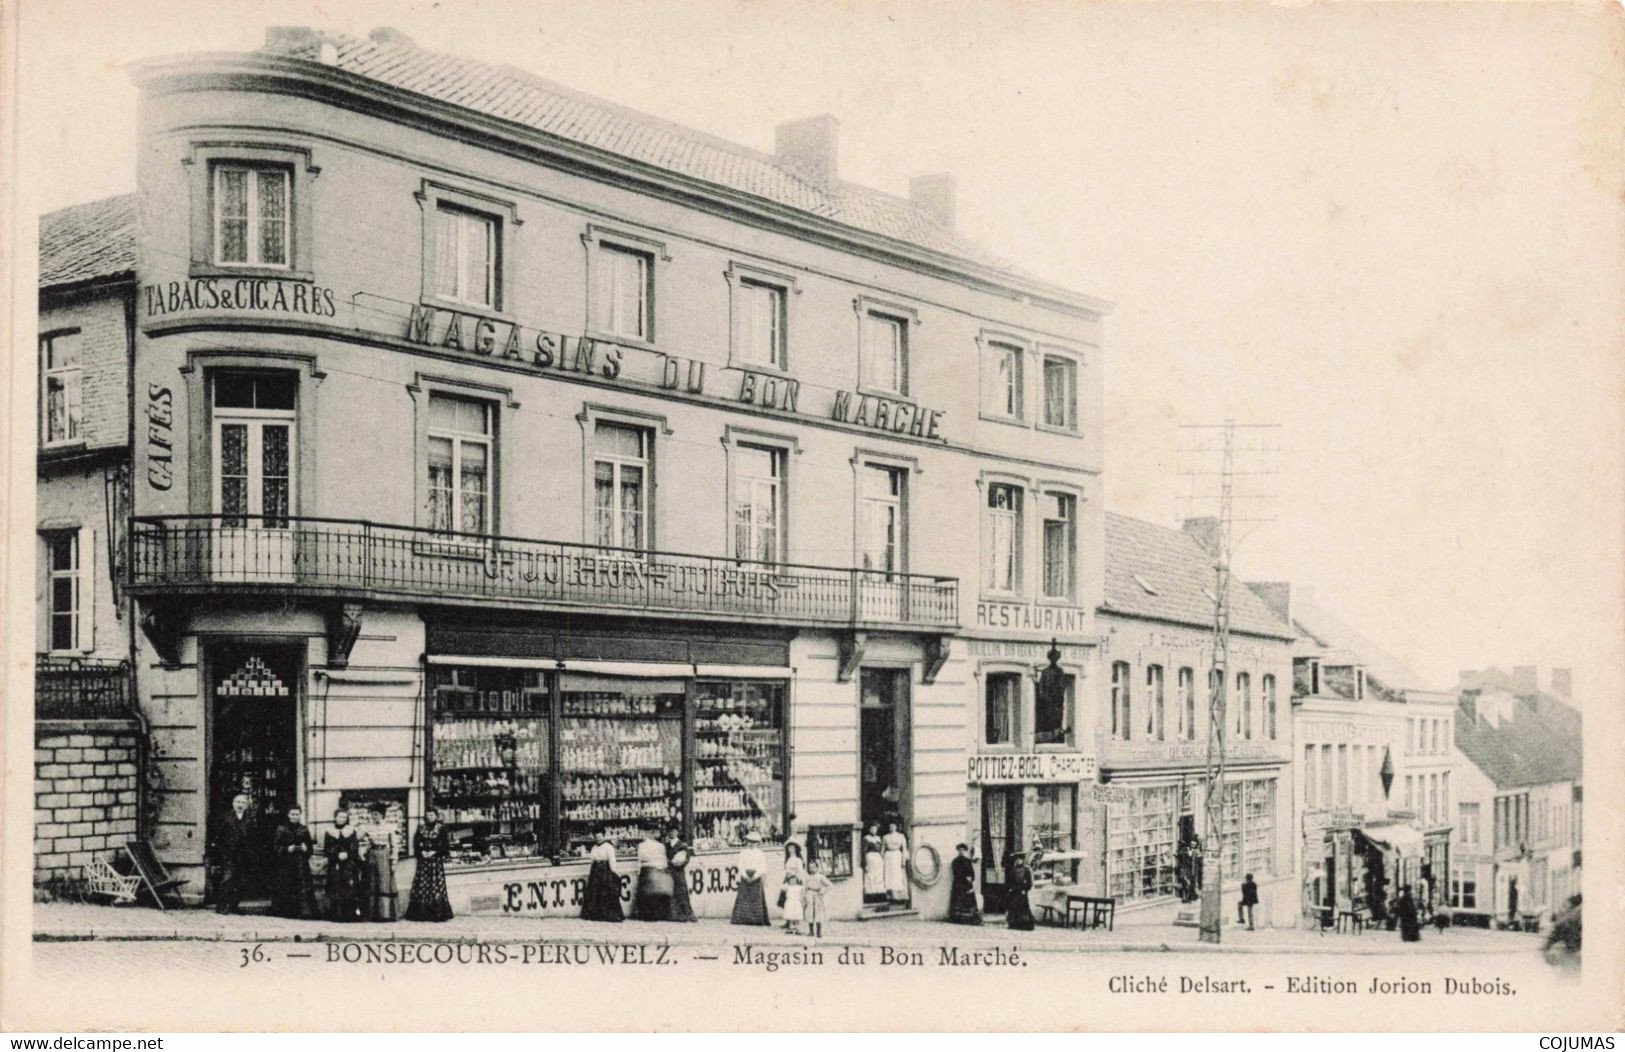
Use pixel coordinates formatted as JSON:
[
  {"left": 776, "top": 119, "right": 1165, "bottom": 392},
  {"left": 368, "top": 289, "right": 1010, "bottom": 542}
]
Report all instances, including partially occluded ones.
[
  {"left": 860, "top": 311, "right": 908, "bottom": 396},
  {"left": 43, "top": 529, "right": 92, "bottom": 653},
  {"left": 1040, "top": 492, "right": 1076, "bottom": 601},
  {"left": 982, "top": 340, "right": 1023, "bottom": 421},
  {"left": 984, "top": 484, "right": 1022, "bottom": 593},
  {"left": 593, "top": 421, "right": 650, "bottom": 550},
  {"left": 731, "top": 443, "right": 784, "bottom": 564},
  {"left": 737, "top": 279, "right": 787, "bottom": 370},
  {"left": 858, "top": 464, "right": 906, "bottom": 576},
  {"left": 40, "top": 330, "right": 83, "bottom": 445},
  {"left": 214, "top": 373, "right": 297, "bottom": 529},
  {"left": 1235, "top": 672, "right": 1252, "bottom": 740},
  {"left": 1145, "top": 664, "right": 1165, "bottom": 742},
  {"left": 433, "top": 204, "right": 497, "bottom": 309},
  {"left": 1110, "top": 661, "right": 1132, "bottom": 741},
  {"left": 985, "top": 672, "right": 1021, "bottom": 746},
  {"left": 1178, "top": 667, "right": 1196, "bottom": 741},
  {"left": 215, "top": 164, "right": 290, "bottom": 268},
  {"left": 427, "top": 393, "right": 492, "bottom": 536},
  {"left": 593, "top": 243, "right": 652, "bottom": 341},
  {"left": 1262, "top": 673, "right": 1277, "bottom": 739},
  {"left": 1040, "top": 352, "right": 1078, "bottom": 431},
  {"left": 1035, "top": 671, "right": 1074, "bottom": 747}
]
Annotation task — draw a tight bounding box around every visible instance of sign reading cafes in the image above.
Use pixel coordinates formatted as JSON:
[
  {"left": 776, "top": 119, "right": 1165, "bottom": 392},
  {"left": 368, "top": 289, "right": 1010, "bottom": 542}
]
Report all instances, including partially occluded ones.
[{"left": 967, "top": 752, "right": 1096, "bottom": 784}]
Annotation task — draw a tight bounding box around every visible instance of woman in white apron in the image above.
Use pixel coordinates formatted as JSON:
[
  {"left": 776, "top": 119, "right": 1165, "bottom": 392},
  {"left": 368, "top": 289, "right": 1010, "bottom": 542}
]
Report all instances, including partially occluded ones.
[
  {"left": 861, "top": 822, "right": 886, "bottom": 906},
  {"left": 882, "top": 820, "right": 910, "bottom": 906}
]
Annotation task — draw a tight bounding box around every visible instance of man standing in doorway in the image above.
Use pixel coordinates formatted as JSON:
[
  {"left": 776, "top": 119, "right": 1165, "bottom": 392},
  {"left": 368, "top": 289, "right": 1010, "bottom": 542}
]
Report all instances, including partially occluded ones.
[{"left": 213, "top": 792, "right": 256, "bottom": 915}]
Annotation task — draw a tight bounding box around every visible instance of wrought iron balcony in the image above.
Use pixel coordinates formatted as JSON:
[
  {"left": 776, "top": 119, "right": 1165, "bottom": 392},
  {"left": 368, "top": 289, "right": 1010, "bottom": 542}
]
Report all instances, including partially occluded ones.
[
  {"left": 36, "top": 657, "right": 134, "bottom": 720},
  {"left": 128, "top": 515, "right": 959, "bottom": 630}
]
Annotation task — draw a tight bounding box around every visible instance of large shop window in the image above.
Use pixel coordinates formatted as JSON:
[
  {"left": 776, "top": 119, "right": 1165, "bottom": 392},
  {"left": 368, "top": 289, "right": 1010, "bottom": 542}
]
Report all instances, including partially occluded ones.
[
  {"left": 214, "top": 165, "right": 290, "bottom": 268},
  {"left": 1216, "top": 779, "right": 1276, "bottom": 882},
  {"left": 40, "top": 330, "right": 83, "bottom": 446},
  {"left": 427, "top": 668, "right": 788, "bottom": 864},
  {"left": 1106, "top": 784, "right": 1180, "bottom": 902},
  {"left": 427, "top": 394, "right": 493, "bottom": 535},
  {"left": 593, "top": 422, "right": 651, "bottom": 550}
]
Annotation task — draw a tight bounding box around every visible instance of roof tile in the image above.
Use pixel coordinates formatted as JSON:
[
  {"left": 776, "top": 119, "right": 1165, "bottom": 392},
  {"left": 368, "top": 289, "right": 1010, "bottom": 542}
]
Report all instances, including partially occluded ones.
[{"left": 39, "top": 193, "right": 137, "bottom": 289}]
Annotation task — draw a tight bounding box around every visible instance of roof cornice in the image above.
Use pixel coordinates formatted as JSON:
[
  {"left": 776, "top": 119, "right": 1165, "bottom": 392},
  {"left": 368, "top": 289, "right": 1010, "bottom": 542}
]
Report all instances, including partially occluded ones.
[{"left": 128, "top": 52, "right": 1115, "bottom": 320}]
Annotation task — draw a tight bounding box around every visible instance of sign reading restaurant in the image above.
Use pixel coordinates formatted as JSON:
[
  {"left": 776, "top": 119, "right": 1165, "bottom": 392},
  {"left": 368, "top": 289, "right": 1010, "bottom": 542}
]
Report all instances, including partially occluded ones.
[
  {"left": 967, "top": 752, "right": 1096, "bottom": 784},
  {"left": 974, "top": 600, "right": 1089, "bottom": 633}
]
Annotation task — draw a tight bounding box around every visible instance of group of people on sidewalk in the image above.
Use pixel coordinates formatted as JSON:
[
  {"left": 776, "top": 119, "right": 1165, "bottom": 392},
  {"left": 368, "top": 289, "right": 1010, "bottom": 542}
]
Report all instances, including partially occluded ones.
[{"left": 211, "top": 794, "right": 454, "bottom": 924}]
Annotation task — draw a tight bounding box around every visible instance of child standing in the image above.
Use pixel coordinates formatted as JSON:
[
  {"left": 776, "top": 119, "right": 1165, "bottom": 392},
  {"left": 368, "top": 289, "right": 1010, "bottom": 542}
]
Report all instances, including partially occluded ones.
[
  {"left": 802, "top": 858, "right": 832, "bottom": 938},
  {"left": 781, "top": 842, "right": 806, "bottom": 934}
]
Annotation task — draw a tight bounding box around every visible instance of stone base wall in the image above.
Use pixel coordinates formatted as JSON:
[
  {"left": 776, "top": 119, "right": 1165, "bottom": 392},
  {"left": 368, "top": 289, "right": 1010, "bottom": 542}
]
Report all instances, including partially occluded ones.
[{"left": 34, "top": 721, "right": 142, "bottom": 888}]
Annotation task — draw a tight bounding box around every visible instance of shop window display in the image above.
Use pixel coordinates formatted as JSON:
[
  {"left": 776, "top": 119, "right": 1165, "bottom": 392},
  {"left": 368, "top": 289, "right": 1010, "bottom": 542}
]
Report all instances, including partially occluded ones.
[
  {"left": 693, "top": 680, "right": 786, "bottom": 849},
  {"left": 1106, "top": 785, "right": 1179, "bottom": 902},
  {"left": 429, "top": 667, "right": 552, "bottom": 863},
  {"left": 559, "top": 676, "right": 685, "bottom": 855}
]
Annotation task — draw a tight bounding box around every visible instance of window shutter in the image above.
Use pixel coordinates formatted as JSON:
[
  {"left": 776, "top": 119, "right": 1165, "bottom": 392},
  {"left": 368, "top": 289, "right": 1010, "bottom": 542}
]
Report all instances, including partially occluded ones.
[{"left": 79, "top": 527, "right": 96, "bottom": 652}]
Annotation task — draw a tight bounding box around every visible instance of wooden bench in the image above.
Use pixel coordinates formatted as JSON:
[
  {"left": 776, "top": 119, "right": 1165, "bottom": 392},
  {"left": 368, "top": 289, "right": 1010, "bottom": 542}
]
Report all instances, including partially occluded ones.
[{"left": 123, "top": 840, "right": 188, "bottom": 910}]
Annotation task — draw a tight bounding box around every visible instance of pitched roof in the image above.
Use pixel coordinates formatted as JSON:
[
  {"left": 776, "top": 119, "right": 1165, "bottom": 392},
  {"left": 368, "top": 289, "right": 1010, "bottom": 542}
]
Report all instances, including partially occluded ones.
[
  {"left": 1287, "top": 592, "right": 1431, "bottom": 691},
  {"left": 264, "top": 31, "right": 1028, "bottom": 281},
  {"left": 39, "top": 193, "right": 137, "bottom": 289},
  {"left": 1100, "top": 512, "right": 1295, "bottom": 640},
  {"left": 1455, "top": 695, "right": 1581, "bottom": 789}
]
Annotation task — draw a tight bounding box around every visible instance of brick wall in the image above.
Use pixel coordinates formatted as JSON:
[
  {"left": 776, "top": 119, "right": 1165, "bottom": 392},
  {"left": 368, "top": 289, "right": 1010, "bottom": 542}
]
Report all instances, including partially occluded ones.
[
  {"left": 39, "top": 288, "right": 131, "bottom": 452},
  {"left": 34, "top": 722, "right": 141, "bottom": 888}
]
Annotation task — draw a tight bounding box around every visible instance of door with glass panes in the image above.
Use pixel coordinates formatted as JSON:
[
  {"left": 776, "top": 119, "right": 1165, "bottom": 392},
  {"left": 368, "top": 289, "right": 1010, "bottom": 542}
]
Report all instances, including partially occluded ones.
[{"left": 211, "top": 374, "right": 296, "bottom": 582}]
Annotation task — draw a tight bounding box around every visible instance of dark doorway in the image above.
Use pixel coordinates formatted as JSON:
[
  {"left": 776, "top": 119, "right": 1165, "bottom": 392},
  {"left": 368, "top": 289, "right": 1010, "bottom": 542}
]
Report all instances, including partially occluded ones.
[
  {"left": 980, "top": 786, "right": 1023, "bottom": 913},
  {"left": 858, "top": 668, "right": 910, "bottom": 831},
  {"left": 208, "top": 642, "right": 301, "bottom": 902}
]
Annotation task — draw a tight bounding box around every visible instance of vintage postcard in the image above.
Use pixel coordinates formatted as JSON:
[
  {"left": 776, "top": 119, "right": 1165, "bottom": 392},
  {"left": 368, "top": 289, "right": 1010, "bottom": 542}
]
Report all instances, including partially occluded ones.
[{"left": 2, "top": 0, "right": 1621, "bottom": 1034}]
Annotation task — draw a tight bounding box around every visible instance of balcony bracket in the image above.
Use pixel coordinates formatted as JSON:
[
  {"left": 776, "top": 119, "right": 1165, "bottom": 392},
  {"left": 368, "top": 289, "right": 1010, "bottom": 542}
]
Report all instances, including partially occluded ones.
[
  {"left": 325, "top": 602, "right": 365, "bottom": 668},
  {"left": 922, "top": 635, "right": 951, "bottom": 684},
  {"left": 836, "top": 631, "right": 867, "bottom": 683},
  {"left": 138, "top": 601, "right": 186, "bottom": 668}
]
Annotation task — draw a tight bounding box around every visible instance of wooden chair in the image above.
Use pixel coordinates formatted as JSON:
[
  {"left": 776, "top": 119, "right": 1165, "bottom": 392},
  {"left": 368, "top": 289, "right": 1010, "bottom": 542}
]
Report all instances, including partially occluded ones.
[{"left": 123, "top": 840, "right": 188, "bottom": 910}]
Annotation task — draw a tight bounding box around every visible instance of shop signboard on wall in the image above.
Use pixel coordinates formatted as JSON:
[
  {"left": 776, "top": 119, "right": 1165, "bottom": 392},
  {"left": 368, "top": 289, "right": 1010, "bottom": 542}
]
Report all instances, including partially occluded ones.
[
  {"left": 1099, "top": 736, "right": 1288, "bottom": 769},
  {"left": 974, "top": 601, "right": 1090, "bottom": 635},
  {"left": 967, "top": 751, "right": 1096, "bottom": 785},
  {"left": 476, "top": 853, "right": 779, "bottom": 917}
]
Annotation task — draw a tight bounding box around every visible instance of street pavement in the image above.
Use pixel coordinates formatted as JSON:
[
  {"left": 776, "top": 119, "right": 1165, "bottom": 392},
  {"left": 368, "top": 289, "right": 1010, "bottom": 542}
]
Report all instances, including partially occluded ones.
[{"left": 32, "top": 900, "right": 1547, "bottom": 956}]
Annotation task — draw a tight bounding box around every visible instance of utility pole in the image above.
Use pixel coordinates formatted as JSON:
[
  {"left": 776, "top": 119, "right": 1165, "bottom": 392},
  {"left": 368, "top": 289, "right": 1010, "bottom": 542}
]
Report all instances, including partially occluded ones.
[{"left": 1178, "top": 419, "right": 1280, "bottom": 945}]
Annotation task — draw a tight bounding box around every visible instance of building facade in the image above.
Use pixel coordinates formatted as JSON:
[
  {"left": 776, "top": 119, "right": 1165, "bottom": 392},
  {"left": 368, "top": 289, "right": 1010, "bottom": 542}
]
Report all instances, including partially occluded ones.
[
  {"left": 33, "top": 197, "right": 143, "bottom": 890},
  {"left": 1250, "top": 582, "right": 1455, "bottom": 926},
  {"left": 120, "top": 27, "right": 1108, "bottom": 917},
  {"left": 1452, "top": 669, "right": 1581, "bottom": 928},
  {"left": 1085, "top": 516, "right": 1297, "bottom": 927}
]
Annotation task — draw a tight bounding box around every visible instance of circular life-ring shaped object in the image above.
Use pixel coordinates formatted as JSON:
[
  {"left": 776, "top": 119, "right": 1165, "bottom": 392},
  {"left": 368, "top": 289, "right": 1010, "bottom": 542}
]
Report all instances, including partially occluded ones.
[{"left": 909, "top": 843, "right": 942, "bottom": 888}]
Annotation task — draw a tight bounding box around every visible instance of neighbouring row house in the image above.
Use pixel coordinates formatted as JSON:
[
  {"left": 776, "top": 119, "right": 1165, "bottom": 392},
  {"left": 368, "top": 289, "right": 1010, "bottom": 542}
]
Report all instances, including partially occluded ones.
[
  {"left": 1451, "top": 667, "right": 1581, "bottom": 928},
  {"left": 112, "top": 26, "right": 1109, "bottom": 916}
]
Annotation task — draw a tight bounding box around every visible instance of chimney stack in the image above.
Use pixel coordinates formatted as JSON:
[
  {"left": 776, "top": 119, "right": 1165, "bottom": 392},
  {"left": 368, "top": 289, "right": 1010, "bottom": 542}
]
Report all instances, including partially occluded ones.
[
  {"left": 1458, "top": 690, "right": 1478, "bottom": 724},
  {"left": 264, "top": 27, "right": 335, "bottom": 63},
  {"left": 1181, "top": 517, "right": 1220, "bottom": 557},
  {"left": 775, "top": 115, "right": 839, "bottom": 187},
  {"left": 1512, "top": 665, "right": 1538, "bottom": 694},
  {"left": 1549, "top": 667, "right": 1572, "bottom": 698},
  {"left": 909, "top": 173, "right": 957, "bottom": 230},
  {"left": 369, "top": 26, "right": 418, "bottom": 48}
]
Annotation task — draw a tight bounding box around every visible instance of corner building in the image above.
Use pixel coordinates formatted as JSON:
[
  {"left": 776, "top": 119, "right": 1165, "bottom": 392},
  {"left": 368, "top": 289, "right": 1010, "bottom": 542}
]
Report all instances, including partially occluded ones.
[{"left": 125, "top": 28, "right": 1108, "bottom": 917}]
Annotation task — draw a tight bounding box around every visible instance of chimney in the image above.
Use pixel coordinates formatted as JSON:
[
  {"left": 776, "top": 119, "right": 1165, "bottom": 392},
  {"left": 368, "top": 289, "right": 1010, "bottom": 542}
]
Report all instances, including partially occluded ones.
[
  {"left": 909, "top": 173, "right": 957, "bottom": 230},
  {"left": 1181, "top": 517, "right": 1220, "bottom": 557},
  {"left": 1549, "top": 667, "right": 1572, "bottom": 698},
  {"left": 264, "top": 27, "right": 335, "bottom": 64},
  {"left": 1512, "top": 665, "right": 1538, "bottom": 694},
  {"left": 1247, "top": 582, "right": 1292, "bottom": 625},
  {"left": 1458, "top": 690, "right": 1478, "bottom": 724},
  {"left": 369, "top": 27, "right": 418, "bottom": 48},
  {"left": 775, "top": 115, "right": 839, "bottom": 186}
]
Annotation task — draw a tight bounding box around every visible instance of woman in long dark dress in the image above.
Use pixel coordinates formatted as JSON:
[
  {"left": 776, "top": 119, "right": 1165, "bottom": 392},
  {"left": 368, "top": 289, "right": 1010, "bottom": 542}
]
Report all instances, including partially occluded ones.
[
  {"left": 323, "top": 808, "right": 367, "bottom": 923},
  {"left": 581, "top": 835, "right": 625, "bottom": 922},
  {"left": 403, "top": 809, "right": 454, "bottom": 922},
  {"left": 271, "top": 805, "right": 317, "bottom": 919},
  {"left": 664, "top": 827, "right": 697, "bottom": 922},
  {"left": 1396, "top": 885, "right": 1422, "bottom": 942},
  {"left": 1005, "top": 851, "right": 1036, "bottom": 931},
  {"left": 948, "top": 843, "right": 982, "bottom": 925},
  {"left": 730, "top": 831, "right": 771, "bottom": 926}
]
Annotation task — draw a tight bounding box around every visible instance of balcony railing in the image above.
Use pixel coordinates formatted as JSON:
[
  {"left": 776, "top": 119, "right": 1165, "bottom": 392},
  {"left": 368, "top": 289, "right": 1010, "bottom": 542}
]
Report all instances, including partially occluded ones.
[
  {"left": 129, "top": 515, "right": 959, "bottom": 630},
  {"left": 36, "top": 657, "right": 134, "bottom": 720}
]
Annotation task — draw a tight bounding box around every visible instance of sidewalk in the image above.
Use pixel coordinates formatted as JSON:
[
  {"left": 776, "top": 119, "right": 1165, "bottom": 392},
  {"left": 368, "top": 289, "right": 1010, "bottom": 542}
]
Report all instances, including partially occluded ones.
[{"left": 32, "top": 901, "right": 1545, "bottom": 956}]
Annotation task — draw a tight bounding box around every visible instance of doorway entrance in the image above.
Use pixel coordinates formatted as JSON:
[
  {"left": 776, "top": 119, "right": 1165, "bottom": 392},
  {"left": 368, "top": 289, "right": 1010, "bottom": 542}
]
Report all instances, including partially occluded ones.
[
  {"left": 208, "top": 642, "right": 301, "bottom": 902},
  {"left": 858, "top": 668, "right": 910, "bottom": 832},
  {"left": 980, "top": 786, "right": 1023, "bottom": 913}
]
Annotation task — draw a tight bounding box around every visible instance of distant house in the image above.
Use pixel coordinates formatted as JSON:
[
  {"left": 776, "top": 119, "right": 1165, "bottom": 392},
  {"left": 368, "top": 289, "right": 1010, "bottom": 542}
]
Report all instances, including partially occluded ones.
[{"left": 1451, "top": 667, "right": 1582, "bottom": 927}]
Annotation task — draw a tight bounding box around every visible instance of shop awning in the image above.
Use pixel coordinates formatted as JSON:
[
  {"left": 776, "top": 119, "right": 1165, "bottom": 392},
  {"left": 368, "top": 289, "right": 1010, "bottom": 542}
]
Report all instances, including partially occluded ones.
[{"left": 1358, "top": 822, "right": 1424, "bottom": 858}]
